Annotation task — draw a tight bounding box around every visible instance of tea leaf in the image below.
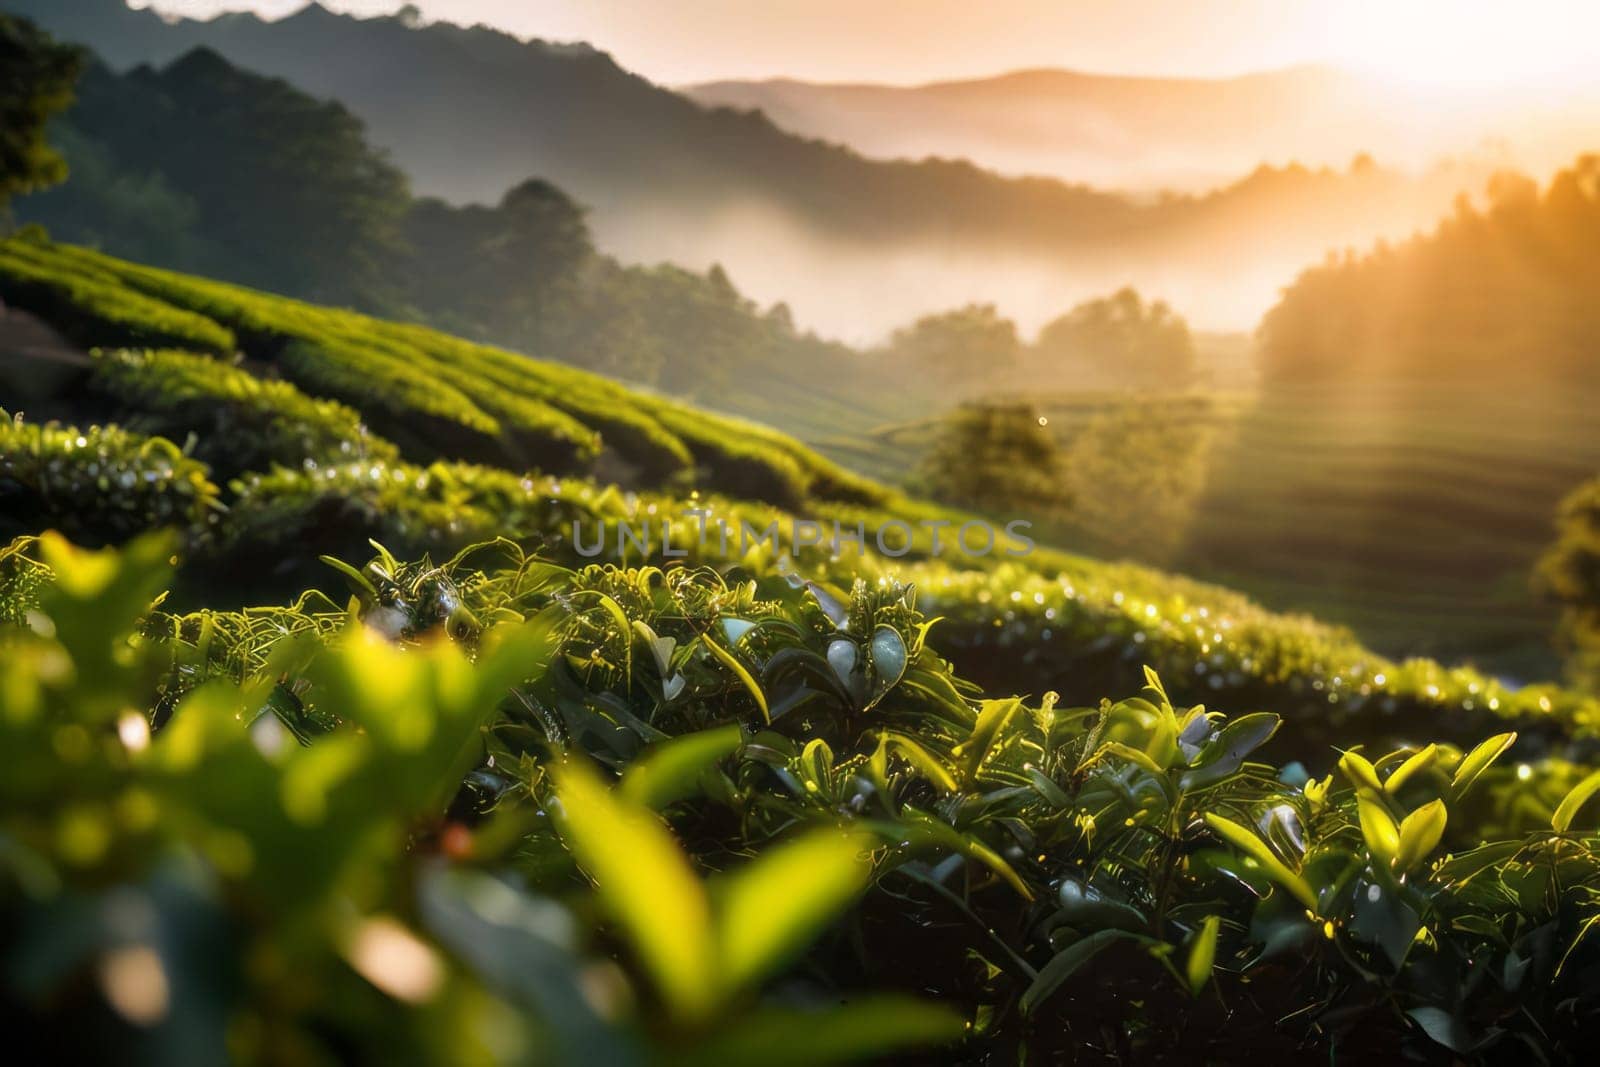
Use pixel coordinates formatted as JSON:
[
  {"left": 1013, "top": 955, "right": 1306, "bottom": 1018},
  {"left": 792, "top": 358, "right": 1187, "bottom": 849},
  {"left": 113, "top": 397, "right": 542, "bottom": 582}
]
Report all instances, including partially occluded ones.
[
  {"left": 1203, "top": 813, "right": 1318, "bottom": 912},
  {"left": 1552, "top": 767, "right": 1600, "bottom": 833},
  {"left": 552, "top": 761, "right": 716, "bottom": 1021},
  {"left": 1186, "top": 915, "right": 1221, "bottom": 995},
  {"left": 716, "top": 830, "right": 872, "bottom": 996}
]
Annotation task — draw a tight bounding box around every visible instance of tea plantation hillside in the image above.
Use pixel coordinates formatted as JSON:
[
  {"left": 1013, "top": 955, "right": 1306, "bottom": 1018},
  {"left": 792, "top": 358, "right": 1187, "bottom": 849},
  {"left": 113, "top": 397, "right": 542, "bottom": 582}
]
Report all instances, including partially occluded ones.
[
  {"left": 0, "top": 235, "right": 883, "bottom": 511},
  {"left": 1182, "top": 380, "right": 1600, "bottom": 675},
  {"left": 3, "top": 234, "right": 1597, "bottom": 758},
  {"left": 8, "top": 237, "right": 1600, "bottom": 1062},
  {"left": 831, "top": 383, "right": 1598, "bottom": 679}
]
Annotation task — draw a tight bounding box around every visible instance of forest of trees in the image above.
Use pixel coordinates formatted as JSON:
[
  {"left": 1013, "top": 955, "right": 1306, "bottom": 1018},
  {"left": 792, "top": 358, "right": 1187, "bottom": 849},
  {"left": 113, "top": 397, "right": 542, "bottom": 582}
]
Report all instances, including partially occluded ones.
[
  {"left": 20, "top": 48, "right": 411, "bottom": 308},
  {"left": 880, "top": 293, "right": 1201, "bottom": 393},
  {"left": 1260, "top": 159, "right": 1600, "bottom": 390},
  {"left": 0, "top": 13, "right": 80, "bottom": 208},
  {"left": 10, "top": 36, "right": 1213, "bottom": 409},
  {"left": 9, "top": 41, "right": 869, "bottom": 400},
  {"left": 1031, "top": 287, "right": 1197, "bottom": 389},
  {"left": 880, "top": 304, "right": 1021, "bottom": 386}
]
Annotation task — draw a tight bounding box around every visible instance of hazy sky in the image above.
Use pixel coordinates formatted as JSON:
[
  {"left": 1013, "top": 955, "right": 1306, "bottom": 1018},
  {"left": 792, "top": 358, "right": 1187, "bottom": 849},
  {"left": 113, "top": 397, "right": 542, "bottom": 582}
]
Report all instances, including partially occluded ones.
[{"left": 139, "top": 1, "right": 1600, "bottom": 88}]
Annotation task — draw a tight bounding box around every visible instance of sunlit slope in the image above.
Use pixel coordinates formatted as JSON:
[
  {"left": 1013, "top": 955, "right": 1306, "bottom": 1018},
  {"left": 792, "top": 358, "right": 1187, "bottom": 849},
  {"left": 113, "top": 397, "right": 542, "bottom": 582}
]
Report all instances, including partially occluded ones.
[
  {"left": 0, "top": 236, "right": 884, "bottom": 510},
  {"left": 824, "top": 384, "right": 1594, "bottom": 676},
  {"left": 3, "top": 235, "right": 1597, "bottom": 752},
  {"left": 1182, "top": 381, "right": 1600, "bottom": 674}
]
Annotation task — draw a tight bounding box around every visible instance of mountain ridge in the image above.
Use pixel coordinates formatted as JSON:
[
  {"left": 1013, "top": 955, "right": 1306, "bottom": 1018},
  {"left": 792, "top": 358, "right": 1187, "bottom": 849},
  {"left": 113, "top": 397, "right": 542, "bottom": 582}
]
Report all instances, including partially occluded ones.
[{"left": 3, "top": 0, "right": 1496, "bottom": 336}]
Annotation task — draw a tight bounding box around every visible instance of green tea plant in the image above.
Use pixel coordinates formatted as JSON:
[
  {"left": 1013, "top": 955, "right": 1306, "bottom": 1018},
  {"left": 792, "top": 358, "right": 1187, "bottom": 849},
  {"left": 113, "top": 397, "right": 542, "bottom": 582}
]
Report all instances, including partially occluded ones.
[
  {"left": 215, "top": 461, "right": 1600, "bottom": 751},
  {"left": 0, "top": 532, "right": 963, "bottom": 1064},
  {"left": 0, "top": 412, "right": 220, "bottom": 546},
  {"left": 897, "top": 557, "right": 1600, "bottom": 753},
  {"left": 9, "top": 532, "right": 1600, "bottom": 1062},
  {"left": 319, "top": 540, "right": 1600, "bottom": 1060},
  {"left": 88, "top": 348, "right": 399, "bottom": 478},
  {"left": 397, "top": 330, "right": 695, "bottom": 481},
  {"left": 8, "top": 238, "right": 1600, "bottom": 762},
  {"left": 0, "top": 240, "right": 235, "bottom": 354},
  {"left": 2, "top": 238, "right": 880, "bottom": 504},
  {"left": 277, "top": 339, "right": 504, "bottom": 445}
]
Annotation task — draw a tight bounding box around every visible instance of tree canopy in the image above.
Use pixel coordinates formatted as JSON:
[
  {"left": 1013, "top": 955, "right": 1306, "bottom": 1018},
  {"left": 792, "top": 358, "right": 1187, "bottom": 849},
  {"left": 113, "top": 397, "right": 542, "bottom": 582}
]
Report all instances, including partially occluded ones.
[
  {"left": 914, "top": 400, "right": 1065, "bottom": 517},
  {"left": 18, "top": 47, "right": 410, "bottom": 308},
  {"left": 0, "top": 14, "right": 82, "bottom": 210},
  {"left": 1033, "top": 287, "right": 1197, "bottom": 389},
  {"left": 1259, "top": 156, "right": 1600, "bottom": 391},
  {"left": 883, "top": 303, "right": 1021, "bottom": 385},
  {"left": 1538, "top": 475, "right": 1600, "bottom": 690}
]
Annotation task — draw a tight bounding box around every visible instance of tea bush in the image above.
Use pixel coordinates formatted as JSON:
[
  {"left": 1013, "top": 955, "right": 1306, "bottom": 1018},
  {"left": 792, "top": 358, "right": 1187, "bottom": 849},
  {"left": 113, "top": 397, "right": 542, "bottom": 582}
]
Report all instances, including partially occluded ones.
[
  {"left": 0, "top": 240, "right": 235, "bottom": 354},
  {"left": 0, "top": 533, "right": 965, "bottom": 1064},
  {"left": 6, "top": 532, "right": 1600, "bottom": 1062},
  {"left": 88, "top": 348, "right": 399, "bottom": 477},
  {"left": 206, "top": 462, "right": 1600, "bottom": 753},
  {"left": 398, "top": 330, "right": 695, "bottom": 481},
  {"left": 0, "top": 412, "right": 220, "bottom": 545},
  {"left": 2, "top": 237, "right": 874, "bottom": 505},
  {"left": 4, "top": 396, "right": 1593, "bottom": 755}
]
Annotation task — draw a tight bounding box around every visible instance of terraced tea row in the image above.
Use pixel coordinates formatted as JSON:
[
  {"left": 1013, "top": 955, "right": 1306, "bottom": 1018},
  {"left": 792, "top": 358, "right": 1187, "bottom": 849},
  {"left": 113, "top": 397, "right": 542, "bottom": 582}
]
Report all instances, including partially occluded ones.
[{"left": 0, "top": 236, "right": 883, "bottom": 510}]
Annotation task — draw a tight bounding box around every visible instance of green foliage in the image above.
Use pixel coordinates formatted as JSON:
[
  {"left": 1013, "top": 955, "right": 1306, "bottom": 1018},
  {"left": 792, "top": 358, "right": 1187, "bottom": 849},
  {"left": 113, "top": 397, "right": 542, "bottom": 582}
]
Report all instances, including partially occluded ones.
[
  {"left": 0, "top": 533, "right": 964, "bottom": 1064},
  {"left": 906, "top": 556, "right": 1600, "bottom": 749},
  {"left": 22, "top": 46, "right": 411, "bottom": 307},
  {"left": 0, "top": 237, "right": 235, "bottom": 353},
  {"left": 0, "top": 412, "right": 220, "bottom": 546},
  {"left": 403, "top": 330, "right": 693, "bottom": 482},
  {"left": 88, "top": 348, "right": 399, "bottom": 478},
  {"left": 277, "top": 339, "right": 505, "bottom": 448},
  {"left": 1537, "top": 474, "right": 1600, "bottom": 689},
  {"left": 915, "top": 400, "right": 1065, "bottom": 517},
  {"left": 9, "top": 114, "right": 205, "bottom": 267},
  {"left": 1032, "top": 286, "right": 1198, "bottom": 390},
  {"left": 7, "top": 238, "right": 1599, "bottom": 776},
  {"left": 213, "top": 461, "right": 539, "bottom": 586},
  {"left": 9, "top": 533, "right": 1600, "bottom": 1061},
  {"left": 2, "top": 237, "right": 876, "bottom": 506},
  {"left": 0, "top": 13, "right": 81, "bottom": 206},
  {"left": 0, "top": 533, "right": 48, "bottom": 625},
  {"left": 401, "top": 179, "right": 594, "bottom": 351},
  {"left": 881, "top": 302, "right": 1021, "bottom": 385},
  {"left": 9, "top": 41, "right": 894, "bottom": 421}
]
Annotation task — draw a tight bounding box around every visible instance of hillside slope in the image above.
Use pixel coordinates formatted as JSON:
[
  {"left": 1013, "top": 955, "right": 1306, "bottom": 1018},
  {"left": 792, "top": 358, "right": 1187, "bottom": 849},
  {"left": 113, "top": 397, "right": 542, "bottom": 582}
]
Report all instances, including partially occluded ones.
[
  {"left": 3, "top": 236, "right": 1595, "bottom": 757},
  {"left": 0, "top": 235, "right": 883, "bottom": 512},
  {"left": 822, "top": 382, "right": 1596, "bottom": 680}
]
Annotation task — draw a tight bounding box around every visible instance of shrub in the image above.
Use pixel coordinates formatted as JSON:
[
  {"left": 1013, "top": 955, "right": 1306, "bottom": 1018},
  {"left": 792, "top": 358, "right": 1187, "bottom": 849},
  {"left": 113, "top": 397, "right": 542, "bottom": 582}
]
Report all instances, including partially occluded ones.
[
  {"left": 201, "top": 460, "right": 598, "bottom": 601},
  {"left": 0, "top": 240, "right": 235, "bottom": 353},
  {"left": 394, "top": 330, "right": 694, "bottom": 481},
  {"left": 914, "top": 399, "right": 1067, "bottom": 515},
  {"left": 1, "top": 532, "right": 962, "bottom": 1064},
  {"left": 8, "top": 533, "right": 1600, "bottom": 1062},
  {"left": 1537, "top": 474, "right": 1600, "bottom": 690},
  {"left": 645, "top": 401, "right": 812, "bottom": 509},
  {"left": 88, "top": 348, "right": 399, "bottom": 478},
  {"left": 277, "top": 339, "right": 501, "bottom": 440},
  {"left": 0, "top": 411, "right": 220, "bottom": 545}
]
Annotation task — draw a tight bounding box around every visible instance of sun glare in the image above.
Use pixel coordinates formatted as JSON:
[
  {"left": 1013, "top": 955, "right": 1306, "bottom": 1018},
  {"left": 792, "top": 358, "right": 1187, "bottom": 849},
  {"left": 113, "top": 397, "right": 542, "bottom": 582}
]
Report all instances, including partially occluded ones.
[{"left": 1322, "top": 0, "right": 1600, "bottom": 90}]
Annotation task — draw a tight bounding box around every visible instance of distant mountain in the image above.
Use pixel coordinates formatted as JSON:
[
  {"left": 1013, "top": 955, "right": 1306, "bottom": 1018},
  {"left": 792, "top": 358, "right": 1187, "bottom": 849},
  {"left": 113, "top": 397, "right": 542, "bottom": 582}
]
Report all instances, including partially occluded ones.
[
  {"left": 2, "top": 0, "right": 1498, "bottom": 337},
  {"left": 686, "top": 67, "right": 1597, "bottom": 192}
]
